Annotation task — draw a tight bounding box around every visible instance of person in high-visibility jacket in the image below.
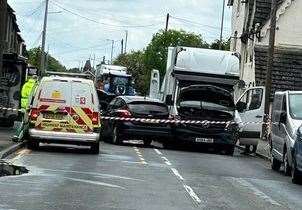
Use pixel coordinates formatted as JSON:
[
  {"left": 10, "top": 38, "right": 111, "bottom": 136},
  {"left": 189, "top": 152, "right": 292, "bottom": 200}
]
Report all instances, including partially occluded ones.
[
  {"left": 21, "top": 76, "right": 38, "bottom": 109},
  {"left": 12, "top": 76, "right": 38, "bottom": 142}
]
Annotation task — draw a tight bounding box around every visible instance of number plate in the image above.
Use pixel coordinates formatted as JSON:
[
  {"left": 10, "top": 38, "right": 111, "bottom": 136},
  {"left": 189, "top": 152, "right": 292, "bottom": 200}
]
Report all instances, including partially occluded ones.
[
  {"left": 195, "top": 138, "right": 214, "bottom": 143},
  {"left": 43, "top": 113, "right": 64, "bottom": 120}
]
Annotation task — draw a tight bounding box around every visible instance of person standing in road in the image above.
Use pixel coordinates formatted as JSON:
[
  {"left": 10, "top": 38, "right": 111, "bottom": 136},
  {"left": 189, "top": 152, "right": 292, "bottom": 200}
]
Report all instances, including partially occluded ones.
[{"left": 12, "top": 75, "right": 38, "bottom": 142}]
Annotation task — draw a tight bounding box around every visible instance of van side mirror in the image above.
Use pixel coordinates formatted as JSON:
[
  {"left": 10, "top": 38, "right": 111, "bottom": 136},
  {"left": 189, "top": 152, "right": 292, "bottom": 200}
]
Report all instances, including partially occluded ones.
[
  {"left": 165, "top": 95, "right": 173, "bottom": 106},
  {"left": 280, "top": 112, "right": 287, "bottom": 124},
  {"left": 236, "top": 101, "right": 247, "bottom": 113}
]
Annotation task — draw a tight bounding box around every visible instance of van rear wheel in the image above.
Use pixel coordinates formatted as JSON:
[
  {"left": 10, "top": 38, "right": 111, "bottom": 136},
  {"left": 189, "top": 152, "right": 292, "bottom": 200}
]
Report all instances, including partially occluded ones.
[
  {"left": 292, "top": 157, "right": 302, "bottom": 184},
  {"left": 90, "top": 142, "right": 100, "bottom": 154}
]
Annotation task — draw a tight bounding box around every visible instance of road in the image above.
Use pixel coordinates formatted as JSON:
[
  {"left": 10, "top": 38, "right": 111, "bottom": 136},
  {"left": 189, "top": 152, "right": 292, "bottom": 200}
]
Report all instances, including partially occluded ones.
[{"left": 1, "top": 141, "right": 302, "bottom": 210}]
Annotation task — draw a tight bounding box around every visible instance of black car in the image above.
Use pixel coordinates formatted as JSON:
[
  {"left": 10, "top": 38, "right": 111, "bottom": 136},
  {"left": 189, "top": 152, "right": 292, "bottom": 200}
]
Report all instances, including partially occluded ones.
[{"left": 101, "top": 96, "right": 172, "bottom": 146}]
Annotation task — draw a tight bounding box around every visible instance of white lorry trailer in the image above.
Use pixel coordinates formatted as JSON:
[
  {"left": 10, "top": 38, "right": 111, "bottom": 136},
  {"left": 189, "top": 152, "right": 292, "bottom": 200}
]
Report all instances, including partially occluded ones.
[{"left": 149, "top": 46, "right": 266, "bottom": 154}]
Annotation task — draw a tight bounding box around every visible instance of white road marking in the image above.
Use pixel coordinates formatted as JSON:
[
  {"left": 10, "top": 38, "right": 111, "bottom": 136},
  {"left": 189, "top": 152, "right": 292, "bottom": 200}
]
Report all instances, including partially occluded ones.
[
  {"left": 231, "top": 178, "right": 282, "bottom": 207},
  {"left": 154, "top": 148, "right": 163, "bottom": 155},
  {"left": 42, "top": 168, "right": 143, "bottom": 181},
  {"left": 64, "top": 177, "right": 126, "bottom": 189},
  {"left": 153, "top": 148, "right": 204, "bottom": 206},
  {"left": 171, "top": 168, "right": 184, "bottom": 181},
  {"left": 183, "top": 184, "right": 203, "bottom": 205},
  {"left": 161, "top": 156, "right": 172, "bottom": 166},
  {"left": 133, "top": 146, "right": 148, "bottom": 165}
]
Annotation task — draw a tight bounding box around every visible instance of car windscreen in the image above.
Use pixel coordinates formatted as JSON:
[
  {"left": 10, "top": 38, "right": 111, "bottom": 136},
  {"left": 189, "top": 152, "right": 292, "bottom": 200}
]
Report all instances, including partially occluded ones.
[
  {"left": 289, "top": 94, "right": 302, "bottom": 119},
  {"left": 128, "top": 102, "right": 169, "bottom": 116},
  {"left": 178, "top": 100, "right": 234, "bottom": 112}
]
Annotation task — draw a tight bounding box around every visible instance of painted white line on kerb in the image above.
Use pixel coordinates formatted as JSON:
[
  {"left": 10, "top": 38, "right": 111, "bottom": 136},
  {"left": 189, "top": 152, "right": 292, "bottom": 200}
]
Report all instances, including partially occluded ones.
[
  {"left": 171, "top": 168, "right": 184, "bottom": 181},
  {"left": 233, "top": 178, "right": 282, "bottom": 207},
  {"left": 161, "top": 156, "right": 172, "bottom": 166},
  {"left": 154, "top": 148, "right": 163, "bottom": 155},
  {"left": 183, "top": 184, "right": 203, "bottom": 204}
]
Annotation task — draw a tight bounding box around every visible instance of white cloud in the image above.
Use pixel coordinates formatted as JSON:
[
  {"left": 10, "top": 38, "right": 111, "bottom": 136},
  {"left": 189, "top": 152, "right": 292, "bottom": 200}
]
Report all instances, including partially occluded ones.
[{"left": 8, "top": 0, "right": 232, "bottom": 68}]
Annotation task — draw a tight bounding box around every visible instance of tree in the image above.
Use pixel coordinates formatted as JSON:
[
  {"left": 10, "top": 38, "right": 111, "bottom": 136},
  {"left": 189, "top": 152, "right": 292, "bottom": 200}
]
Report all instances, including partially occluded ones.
[
  {"left": 210, "top": 38, "right": 231, "bottom": 51},
  {"left": 26, "top": 47, "right": 67, "bottom": 72},
  {"left": 114, "top": 51, "right": 148, "bottom": 94},
  {"left": 144, "top": 29, "right": 209, "bottom": 81}
]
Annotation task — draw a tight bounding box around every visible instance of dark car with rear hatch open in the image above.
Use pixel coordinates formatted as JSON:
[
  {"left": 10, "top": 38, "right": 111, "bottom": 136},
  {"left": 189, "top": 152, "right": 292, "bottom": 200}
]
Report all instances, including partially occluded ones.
[{"left": 101, "top": 96, "right": 172, "bottom": 146}]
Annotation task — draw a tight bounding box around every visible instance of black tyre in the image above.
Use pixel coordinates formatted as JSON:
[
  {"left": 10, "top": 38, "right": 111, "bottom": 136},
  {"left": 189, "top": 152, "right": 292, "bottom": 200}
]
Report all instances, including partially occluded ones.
[
  {"left": 90, "top": 141, "right": 100, "bottom": 154},
  {"left": 271, "top": 155, "right": 282, "bottom": 171},
  {"left": 284, "top": 149, "right": 291, "bottom": 176},
  {"left": 112, "top": 126, "right": 122, "bottom": 145},
  {"left": 251, "top": 145, "right": 257, "bottom": 153},
  {"left": 292, "top": 157, "right": 302, "bottom": 184},
  {"left": 143, "top": 139, "right": 152, "bottom": 147},
  {"left": 225, "top": 145, "right": 235, "bottom": 156},
  {"left": 27, "top": 139, "right": 39, "bottom": 150}
]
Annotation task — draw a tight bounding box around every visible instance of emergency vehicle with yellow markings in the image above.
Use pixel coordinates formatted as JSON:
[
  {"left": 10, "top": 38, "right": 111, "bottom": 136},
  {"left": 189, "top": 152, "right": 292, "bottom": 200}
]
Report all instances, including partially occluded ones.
[{"left": 28, "top": 75, "right": 101, "bottom": 154}]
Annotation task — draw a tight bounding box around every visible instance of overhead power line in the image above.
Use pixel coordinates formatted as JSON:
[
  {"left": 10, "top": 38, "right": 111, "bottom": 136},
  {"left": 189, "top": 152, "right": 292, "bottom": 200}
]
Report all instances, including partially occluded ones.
[
  {"left": 170, "top": 15, "right": 228, "bottom": 32},
  {"left": 50, "top": 0, "right": 163, "bottom": 28},
  {"left": 25, "top": 0, "right": 44, "bottom": 17}
]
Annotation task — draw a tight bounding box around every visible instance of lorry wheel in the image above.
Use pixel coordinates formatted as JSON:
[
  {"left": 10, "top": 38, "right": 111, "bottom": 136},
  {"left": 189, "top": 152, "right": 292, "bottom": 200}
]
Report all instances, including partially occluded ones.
[
  {"left": 251, "top": 145, "right": 257, "bottom": 153},
  {"left": 27, "top": 140, "right": 39, "bottom": 150},
  {"left": 292, "top": 157, "right": 301, "bottom": 184},
  {"left": 271, "top": 155, "right": 281, "bottom": 171},
  {"left": 90, "top": 142, "right": 100, "bottom": 154},
  {"left": 225, "top": 145, "right": 235, "bottom": 156},
  {"left": 284, "top": 150, "right": 291, "bottom": 176}
]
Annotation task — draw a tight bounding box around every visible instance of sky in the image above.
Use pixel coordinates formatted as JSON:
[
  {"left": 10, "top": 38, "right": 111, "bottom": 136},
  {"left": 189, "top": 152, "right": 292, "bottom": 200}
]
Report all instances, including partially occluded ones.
[{"left": 8, "top": 0, "right": 232, "bottom": 69}]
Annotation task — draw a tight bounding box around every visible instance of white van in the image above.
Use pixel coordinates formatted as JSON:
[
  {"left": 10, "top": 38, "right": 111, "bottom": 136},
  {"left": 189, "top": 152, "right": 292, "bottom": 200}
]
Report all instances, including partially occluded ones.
[
  {"left": 271, "top": 91, "right": 302, "bottom": 183},
  {"left": 28, "top": 76, "right": 100, "bottom": 154}
]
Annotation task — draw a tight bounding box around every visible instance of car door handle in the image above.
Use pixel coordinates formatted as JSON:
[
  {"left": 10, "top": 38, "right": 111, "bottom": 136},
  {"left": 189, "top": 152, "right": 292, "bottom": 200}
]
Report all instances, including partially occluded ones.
[{"left": 255, "top": 115, "right": 263, "bottom": 118}]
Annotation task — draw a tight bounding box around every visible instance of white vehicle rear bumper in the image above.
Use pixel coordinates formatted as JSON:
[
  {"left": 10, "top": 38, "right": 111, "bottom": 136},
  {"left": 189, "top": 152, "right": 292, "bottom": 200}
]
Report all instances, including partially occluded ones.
[{"left": 29, "top": 129, "right": 99, "bottom": 142}]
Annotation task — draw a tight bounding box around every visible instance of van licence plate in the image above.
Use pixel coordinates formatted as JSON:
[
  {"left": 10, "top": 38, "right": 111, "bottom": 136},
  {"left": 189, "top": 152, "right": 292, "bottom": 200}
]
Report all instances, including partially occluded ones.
[
  {"left": 43, "top": 113, "right": 64, "bottom": 120},
  {"left": 195, "top": 138, "right": 214, "bottom": 143}
]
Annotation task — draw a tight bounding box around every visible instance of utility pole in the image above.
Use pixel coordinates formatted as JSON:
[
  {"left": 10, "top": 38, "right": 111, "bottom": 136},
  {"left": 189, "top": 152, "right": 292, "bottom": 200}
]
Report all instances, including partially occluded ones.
[
  {"left": 40, "top": 0, "right": 49, "bottom": 76},
  {"left": 264, "top": 0, "right": 278, "bottom": 124},
  {"left": 124, "top": 30, "right": 128, "bottom": 54},
  {"left": 0, "top": 0, "right": 7, "bottom": 76},
  {"left": 165, "top": 13, "right": 170, "bottom": 32},
  {"left": 110, "top": 40, "right": 114, "bottom": 64},
  {"left": 121, "top": 39, "right": 124, "bottom": 55},
  {"left": 219, "top": 0, "right": 226, "bottom": 50}
]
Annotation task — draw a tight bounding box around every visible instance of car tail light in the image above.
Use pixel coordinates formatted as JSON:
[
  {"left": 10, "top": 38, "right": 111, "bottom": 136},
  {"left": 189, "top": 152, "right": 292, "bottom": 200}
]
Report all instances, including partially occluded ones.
[
  {"left": 92, "top": 112, "right": 99, "bottom": 125},
  {"left": 117, "top": 109, "right": 132, "bottom": 118},
  {"left": 30, "top": 108, "right": 39, "bottom": 121}
]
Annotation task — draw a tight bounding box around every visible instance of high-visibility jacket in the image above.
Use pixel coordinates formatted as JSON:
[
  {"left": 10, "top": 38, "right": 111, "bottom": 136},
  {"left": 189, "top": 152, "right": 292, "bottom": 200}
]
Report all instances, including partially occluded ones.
[{"left": 21, "top": 79, "right": 37, "bottom": 109}]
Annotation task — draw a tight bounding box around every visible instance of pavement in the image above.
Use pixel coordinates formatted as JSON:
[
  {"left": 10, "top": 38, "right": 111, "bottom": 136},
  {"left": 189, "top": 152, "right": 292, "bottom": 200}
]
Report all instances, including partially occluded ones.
[
  {"left": 0, "top": 141, "right": 301, "bottom": 210},
  {"left": 0, "top": 127, "right": 15, "bottom": 152},
  {"left": 0, "top": 126, "right": 25, "bottom": 159}
]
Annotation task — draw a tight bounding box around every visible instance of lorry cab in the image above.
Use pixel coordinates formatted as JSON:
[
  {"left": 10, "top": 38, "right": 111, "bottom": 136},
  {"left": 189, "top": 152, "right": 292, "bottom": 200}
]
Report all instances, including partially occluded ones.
[
  {"left": 270, "top": 91, "right": 302, "bottom": 183},
  {"left": 28, "top": 76, "right": 100, "bottom": 153}
]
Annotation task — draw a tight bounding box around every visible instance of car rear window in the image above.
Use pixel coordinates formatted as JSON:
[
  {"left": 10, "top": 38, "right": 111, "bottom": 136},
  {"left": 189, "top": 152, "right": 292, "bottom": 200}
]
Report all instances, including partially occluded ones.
[
  {"left": 128, "top": 102, "right": 168, "bottom": 115},
  {"left": 39, "top": 80, "right": 71, "bottom": 104}
]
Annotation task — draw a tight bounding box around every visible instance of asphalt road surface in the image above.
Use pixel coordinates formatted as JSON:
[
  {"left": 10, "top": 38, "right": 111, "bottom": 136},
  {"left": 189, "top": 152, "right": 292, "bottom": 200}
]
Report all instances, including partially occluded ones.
[{"left": 1, "top": 141, "right": 302, "bottom": 210}]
